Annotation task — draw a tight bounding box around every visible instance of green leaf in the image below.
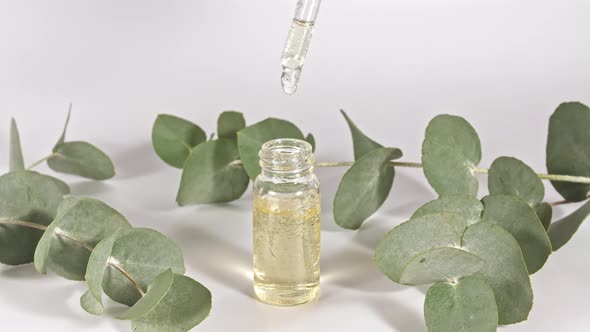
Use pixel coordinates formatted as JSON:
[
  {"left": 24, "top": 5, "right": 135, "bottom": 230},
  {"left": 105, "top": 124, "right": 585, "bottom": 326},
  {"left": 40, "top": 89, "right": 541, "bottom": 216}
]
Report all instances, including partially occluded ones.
[
  {"left": 488, "top": 157, "right": 545, "bottom": 207},
  {"left": 80, "top": 290, "right": 104, "bottom": 315},
  {"left": 425, "top": 275, "right": 498, "bottom": 332},
  {"left": 411, "top": 195, "right": 483, "bottom": 225},
  {"left": 546, "top": 102, "right": 590, "bottom": 201},
  {"left": 131, "top": 273, "right": 212, "bottom": 332},
  {"left": 237, "top": 118, "right": 304, "bottom": 179},
  {"left": 47, "top": 142, "right": 115, "bottom": 180},
  {"left": 177, "top": 139, "right": 250, "bottom": 205},
  {"left": 548, "top": 199, "right": 590, "bottom": 251},
  {"left": 0, "top": 171, "right": 68, "bottom": 265},
  {"left": 461, "top": 222, "right": 533, "bottom": 325},
  {"left": 334, "top": 147, "right": 402, "bottom": 229},
  {"left": 481, "top": 195, "right": 552, "bottom": 274},
  {"left": 100, "top": 228, "right": 186, "bottom": 306},
  {"left": 375, "top": 213, "right": 469, "bottom": 283},
  {"left": 55, "top": 104, "right": 72, "bottom": 148},
  {"left": 82, "top": 228, "right": 125, "bottom": 315},
  {"left": 152, "top": 114, "right": 207, "bottom": 168},
  {"left": 117, "top": 269, "right": 175, "bottom": 320},
  {"left": 340, "top": 110, "right": 383, "bottom": 160},
  {"left": 535, "top": 202, "right": 553, "bottom": 231},
  {"left": 9, "top": 118, "right": 25, "bottom": 171},
  {"left": 422, "top": 114, "right": 482, "bottom": 196},
  {"left": 217, "top": 111, "right": 246, "bottom": 141},
  {"left": 399, "top": 247, "right": 484, "bottom": 286},
  {"left": 34, "top": 197, "right": 131, "bottom": 280},
  {"left": 305, "top": 133, "right": 316, "bottom": 152}
]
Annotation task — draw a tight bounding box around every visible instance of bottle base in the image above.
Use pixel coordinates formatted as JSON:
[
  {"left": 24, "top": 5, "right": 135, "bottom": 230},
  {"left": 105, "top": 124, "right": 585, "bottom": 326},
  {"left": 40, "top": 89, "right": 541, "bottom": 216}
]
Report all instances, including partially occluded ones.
[{"left": 254, "top": 282, "right": 319, "bottom": 306}]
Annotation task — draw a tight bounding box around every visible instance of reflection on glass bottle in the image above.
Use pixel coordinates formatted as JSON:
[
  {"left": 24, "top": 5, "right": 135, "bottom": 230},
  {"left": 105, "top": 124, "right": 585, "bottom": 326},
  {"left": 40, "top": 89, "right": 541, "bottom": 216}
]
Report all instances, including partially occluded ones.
[{"left": 253, "top": 139, "right": 321, "bottom": 306}]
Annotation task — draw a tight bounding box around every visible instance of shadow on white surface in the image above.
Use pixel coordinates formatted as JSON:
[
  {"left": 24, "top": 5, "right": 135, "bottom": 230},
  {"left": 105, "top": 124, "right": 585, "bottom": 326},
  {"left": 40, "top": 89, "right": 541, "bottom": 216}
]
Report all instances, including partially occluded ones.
[
  {"left": 69, "top": 180, "right": 112, "bottom": 196},
  {"left": 322, "top": 245, "right": 406, "bottom": 293},
  {"left": 0, "top": 266, "right": 96, "bottom": 327},
  {"left": 370, "top": 296, "right": 427, "bottom": 332},
  {"left": 172, "top": 224, "right": 253, "bottom": 298},
  {"left": 1, "top": 263, "right": 46, "bottom": 280}
]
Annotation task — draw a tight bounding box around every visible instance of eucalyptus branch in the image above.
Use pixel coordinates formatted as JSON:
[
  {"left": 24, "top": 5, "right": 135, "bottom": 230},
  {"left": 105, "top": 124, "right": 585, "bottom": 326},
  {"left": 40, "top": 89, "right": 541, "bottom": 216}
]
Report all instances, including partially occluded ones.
[
  {"left": 550, "top": 200, "right": 571, "bottom": 207},
  {"left": 0, "top": 218, "right": 48, "bottom": 231},
  {"left": 27, "top": 153, "right": 60, "bottom": 170},
  {"left": 315, "top": 160, "right": 590, "bottom": 185},
  {"left": 0, "top": 218, "right": 145, "bottom": 297},
  {"left": 109, "top": 259, "right": 146, "bottom": 296}
]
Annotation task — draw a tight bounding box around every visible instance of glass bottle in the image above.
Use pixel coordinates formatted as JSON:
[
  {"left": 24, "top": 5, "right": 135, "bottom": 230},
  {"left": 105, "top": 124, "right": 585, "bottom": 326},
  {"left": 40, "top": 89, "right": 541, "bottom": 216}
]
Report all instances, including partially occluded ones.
[{"left": 253, "top": 138, "right": 321, "bottom": 306}]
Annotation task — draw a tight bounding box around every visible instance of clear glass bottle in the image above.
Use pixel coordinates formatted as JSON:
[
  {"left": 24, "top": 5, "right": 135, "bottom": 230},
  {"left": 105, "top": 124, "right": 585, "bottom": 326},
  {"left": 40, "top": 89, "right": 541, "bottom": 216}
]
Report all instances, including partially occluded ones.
[{"left": 253, "top": 138, "right": 321, "bottom": 306}]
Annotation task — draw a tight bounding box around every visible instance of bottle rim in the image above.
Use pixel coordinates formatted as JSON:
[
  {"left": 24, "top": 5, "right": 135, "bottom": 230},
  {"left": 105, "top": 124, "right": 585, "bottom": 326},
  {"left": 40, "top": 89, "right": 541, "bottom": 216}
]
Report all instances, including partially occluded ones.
[{"left": 259, "top": 138, "right": 315, "bottom": 173}]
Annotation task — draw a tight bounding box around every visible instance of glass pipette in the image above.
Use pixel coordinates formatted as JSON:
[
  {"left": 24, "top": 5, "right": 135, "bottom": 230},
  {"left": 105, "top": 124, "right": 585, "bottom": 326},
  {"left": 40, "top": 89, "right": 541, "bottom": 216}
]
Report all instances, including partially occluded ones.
[{"left": 280, "top": 0, "right": 322, "bottom": 95}]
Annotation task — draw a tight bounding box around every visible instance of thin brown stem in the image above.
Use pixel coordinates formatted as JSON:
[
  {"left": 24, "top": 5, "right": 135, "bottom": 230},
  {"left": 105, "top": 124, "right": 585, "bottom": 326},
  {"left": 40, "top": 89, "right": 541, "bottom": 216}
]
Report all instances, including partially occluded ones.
[
  {"left": 0, "top": 218, "right": 48, "bottom": 231},
  {"left": 109, "top": 260, "right": 146, "bottom": 296},
  {"left": 54, "top": 229, "right": 95, "bottom": 252},
  {"left": 0, "top": 218, "right": 145, "bottom": 297},
  {"left": 550, "top": 200, "right": 572, "bottom": 207},
  {"left": 27, "top": 153, "right": 60, "bottom": 170}
]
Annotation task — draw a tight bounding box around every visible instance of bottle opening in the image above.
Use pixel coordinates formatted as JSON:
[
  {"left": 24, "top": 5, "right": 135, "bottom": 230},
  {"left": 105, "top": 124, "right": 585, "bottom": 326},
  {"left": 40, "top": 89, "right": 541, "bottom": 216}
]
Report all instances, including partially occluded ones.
[{"left": 259, "top": 139, "right": 315, "bottom": 173}]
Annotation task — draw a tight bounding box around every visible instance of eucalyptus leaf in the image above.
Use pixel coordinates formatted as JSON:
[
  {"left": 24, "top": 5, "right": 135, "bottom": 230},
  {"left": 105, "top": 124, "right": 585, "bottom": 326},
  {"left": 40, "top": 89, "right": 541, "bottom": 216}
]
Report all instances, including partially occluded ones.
[
  {"left": 81, "top": 290, "right": 104, "bottom": 315},
  {"left": 177, "top": 139, "right": 250, "bottom": 205},
  {"left": 548, "top": 199, "right": 590, "bottom": 251},
  {"left": 334, "top": 147, "right": 402, "bottom": 229},
  {"left": 152, "top": 114, "right": 207, "bottom": 168},
  {"left": 481, "top": 195, "right": 552, "bottom": 274},
  {"left": 101, "top": 228, "right": 185, "bottom": 306},
  {"left": 9, "top": 118, "right": 25, "bottom": 171},
  {"left": 461, "top": 222, "right": 533, "bottom": 325},
  {"left": 535, "top": 202, "right": 553, "bottom": 231},
  {"left": 0, "top": 171, "right": 68, "bottom": 265},
  {"left": 55, "top": 104, "right": 72, "bottom": 148},
  {"left": 411, "top": 195, "right": 483, "bottom": 225},
  {"left": 237, "top": 118, "right": 304, "bottom": 179},
  {"left": 422, "top": 114, "right": 482, "bottom": 196},
  {"left": 117, "top": 269, "right": 175, "bottom": 320},
  {"left": 131, "top": 273, "right": 212, "bottom": 332},
  {"left": 374, "top": 213, "right": 469, "bottom": 283},
  {"left": 34, "top": 197, "right": 131, "bottom": 280},
  {"left": 488, "top": 157, "right": 544, "bottom": 207},
  {"left": 546, "top": 102, "right": 590, "bottom": 202},
  {"left": 340, "top": 110, "right": 383, "bottom": 160},
  {"left": 217, "top": 111, "right": 246, "bottom": 141},
  {"left": 82, "top": 228, "right": 125, "bottom": 315},
  {"left": 425, "top": 275, "right": 498, "bottom": 332},
  {"left": 47, "top": 141, "right": 115, "bottom": 180},
  {"left": 399, "top": 247, "right": 484, "bottom": 286},
  {"left": 305, "top": 133, "right": 316, "bottom": 152}
]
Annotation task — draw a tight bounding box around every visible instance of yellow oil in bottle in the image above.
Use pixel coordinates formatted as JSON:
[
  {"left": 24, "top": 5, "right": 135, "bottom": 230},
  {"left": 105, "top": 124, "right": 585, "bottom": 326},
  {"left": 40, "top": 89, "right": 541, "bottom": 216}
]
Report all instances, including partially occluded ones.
[{"left": 253, "top": 191, "right": 320, "bottom": 306}]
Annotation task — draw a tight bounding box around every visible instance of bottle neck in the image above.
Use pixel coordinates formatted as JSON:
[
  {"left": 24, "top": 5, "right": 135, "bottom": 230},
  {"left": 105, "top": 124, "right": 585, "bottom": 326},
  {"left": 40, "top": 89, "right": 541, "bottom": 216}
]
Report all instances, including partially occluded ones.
[{"left": 258, "top": 138, "right": 315, "bottom": 183}]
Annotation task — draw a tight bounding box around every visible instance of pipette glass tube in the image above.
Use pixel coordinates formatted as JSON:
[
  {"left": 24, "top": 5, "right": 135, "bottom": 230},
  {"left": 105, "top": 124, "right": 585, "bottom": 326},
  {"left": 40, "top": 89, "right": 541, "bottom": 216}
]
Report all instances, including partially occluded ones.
[{"left": 280, "top": 0, "right": 322, "bottom": 95}]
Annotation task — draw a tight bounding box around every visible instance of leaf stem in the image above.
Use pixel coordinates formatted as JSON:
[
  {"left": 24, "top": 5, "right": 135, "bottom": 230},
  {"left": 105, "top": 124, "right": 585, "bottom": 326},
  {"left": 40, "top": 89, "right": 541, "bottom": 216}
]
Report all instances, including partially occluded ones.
[
  {"left": 0, "top": 218, "right": 145, "bottom": 297},
  {"left": 315, "top": 160, "right": 590, "bottom": 185},
  {"left": 27, "top": 153, "right": 60, "bottom": 170},
  {"left": 0, "top": 218, "right": 48, "bottom": 231},
  {"left": 109, "top": 260, "right": 146, "bottom": 296},
  {"left": 550, "top": 200, "right": 571, "bottom": 207}
]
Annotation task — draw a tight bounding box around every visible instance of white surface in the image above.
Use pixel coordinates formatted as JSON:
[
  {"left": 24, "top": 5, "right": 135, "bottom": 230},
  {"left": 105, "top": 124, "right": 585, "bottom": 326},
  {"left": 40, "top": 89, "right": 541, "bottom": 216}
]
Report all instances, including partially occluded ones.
[{"left": 1, "top": 0, "right": 590, "bottom": 331}]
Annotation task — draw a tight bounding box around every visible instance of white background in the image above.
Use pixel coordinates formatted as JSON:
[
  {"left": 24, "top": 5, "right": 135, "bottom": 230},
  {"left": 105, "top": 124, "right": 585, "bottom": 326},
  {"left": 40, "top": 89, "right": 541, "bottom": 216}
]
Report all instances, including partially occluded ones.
[{"left": 1, "top": 0, "right": 590, "bottom": 331}]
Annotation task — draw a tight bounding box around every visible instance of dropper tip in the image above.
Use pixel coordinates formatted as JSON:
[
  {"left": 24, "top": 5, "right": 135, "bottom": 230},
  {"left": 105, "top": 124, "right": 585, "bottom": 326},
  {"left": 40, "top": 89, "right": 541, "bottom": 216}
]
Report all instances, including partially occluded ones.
[{"left": 281, "top": 67, "right": 301, "bottom": 95}]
